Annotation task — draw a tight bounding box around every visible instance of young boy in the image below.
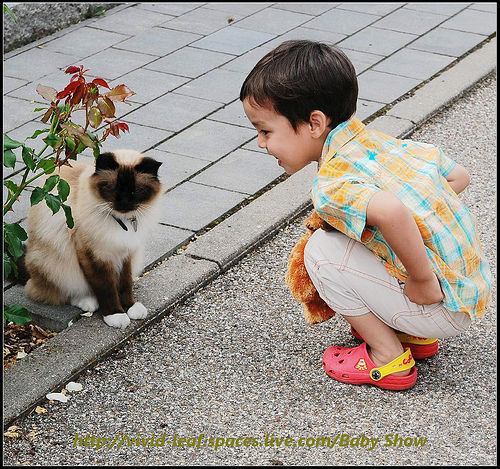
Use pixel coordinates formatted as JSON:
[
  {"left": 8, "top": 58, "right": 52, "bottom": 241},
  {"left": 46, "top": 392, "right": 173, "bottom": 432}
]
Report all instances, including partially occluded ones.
[{"left": 240, "top": 40, "right": 492, "bottom": 390}]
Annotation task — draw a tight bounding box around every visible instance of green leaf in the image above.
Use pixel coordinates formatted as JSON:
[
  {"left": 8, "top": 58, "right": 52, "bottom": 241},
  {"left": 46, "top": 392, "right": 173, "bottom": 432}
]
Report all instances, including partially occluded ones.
[
  {"left": 3, "top": 149, "right": 16, "bottom": 168},
  {"left": 64, "top": 137, "right": 76, "bottom": 152},
  {"left": 43, "top": 174, "right": 60, "bottom": 193},
  {"left": 3, "top": 134, "right": 24, "bottom": 150},
  {"left": 4, "top": 5, "right": 18, "bottom": 23},
  {"left": 57, "top": 179, "right": 70, "bottom": 202},
  {"left": 27, "top": 128, "right": 49, "bottom": 140},
  {"left": 76, "top": 132, "right": 96, "bottom": 149},
  {"left": 4, "top": 231, "right": 24, "bottom": 260},
  {"left": 36, "top": 158, "right": 56, "bottom": 174},
  {"left": 4, "top": 305, "right": 32, "bottom": 326},
  {"left": 43, "top": 132, "right": 60, "bottom": 148},
  {"left": 4, "top": 252, "right": 16, "bottom": 278},
  {"left": 4, "top": 179, "right": 18, "bottom": 196},
  {"left": 4, "top": 222, "right": 28, "bottom": 241},
  {"left": 62, "top": 204, "right": 74, "bottom": 229},
  {"left": 44, "top": 193, "right": 61, "bottom": 214},
  {"left": 30, "top": 187, "right": 45, "bottom": 206},
  {"left": 22, "top": 146, "right": 36, "bottom": 171}
]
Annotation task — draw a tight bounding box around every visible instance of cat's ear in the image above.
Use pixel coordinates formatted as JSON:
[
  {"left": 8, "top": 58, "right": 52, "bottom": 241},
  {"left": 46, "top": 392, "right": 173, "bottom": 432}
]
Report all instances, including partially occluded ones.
[
  {"left": 135, "top": 157, "right": 162, "bottom": 179},
  {"left": 95, "top": 152, "right": 119, "bottom": 172}
]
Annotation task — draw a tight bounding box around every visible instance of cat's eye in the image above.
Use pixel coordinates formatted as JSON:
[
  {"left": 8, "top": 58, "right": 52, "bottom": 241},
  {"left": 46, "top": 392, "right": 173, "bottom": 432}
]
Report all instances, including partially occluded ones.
[{"left": 98, "top": 181, "right": 113, "bottom": 190}]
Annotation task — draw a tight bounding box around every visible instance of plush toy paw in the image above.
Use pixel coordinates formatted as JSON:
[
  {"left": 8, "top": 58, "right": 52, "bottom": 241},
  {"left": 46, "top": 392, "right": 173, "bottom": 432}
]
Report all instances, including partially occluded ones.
[{"left": 285, "top": 210, "right": 336, "bottom": 325}]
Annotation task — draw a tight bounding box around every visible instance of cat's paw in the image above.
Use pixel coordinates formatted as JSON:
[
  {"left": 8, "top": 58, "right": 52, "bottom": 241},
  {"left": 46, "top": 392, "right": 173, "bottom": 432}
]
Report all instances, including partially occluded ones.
[
  {"left": 72, "top": 296, "right": 99, "bottom": 312},
  {"left": 126, "top": 302, "right": 147, "bottom": 320},
  {"left": 103, "top": 313, "right": 130, "bottom": 330}
]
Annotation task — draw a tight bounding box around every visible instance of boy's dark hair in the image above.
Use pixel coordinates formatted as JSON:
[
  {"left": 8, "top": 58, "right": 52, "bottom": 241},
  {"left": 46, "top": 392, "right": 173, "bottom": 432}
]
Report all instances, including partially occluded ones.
[{"left": 240, "top": 40, "right": 358, "bottom": 131}]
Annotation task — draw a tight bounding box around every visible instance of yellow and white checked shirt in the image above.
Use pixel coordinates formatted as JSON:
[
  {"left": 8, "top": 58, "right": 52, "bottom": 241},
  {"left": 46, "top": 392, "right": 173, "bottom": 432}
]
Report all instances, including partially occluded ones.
[{"left": 311, "top": 117, "right": 491, "bottom": 320}]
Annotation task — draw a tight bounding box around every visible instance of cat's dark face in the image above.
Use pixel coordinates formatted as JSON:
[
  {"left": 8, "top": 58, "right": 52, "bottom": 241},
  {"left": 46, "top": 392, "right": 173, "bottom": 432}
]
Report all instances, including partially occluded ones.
[{"left": 91, "top": 151, "right": 162, "bottom": 213}]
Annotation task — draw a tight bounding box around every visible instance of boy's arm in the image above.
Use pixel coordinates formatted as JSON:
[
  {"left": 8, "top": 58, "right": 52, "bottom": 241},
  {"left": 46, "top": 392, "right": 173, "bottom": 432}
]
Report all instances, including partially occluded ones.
[
  {"left": 366, "top": 191, "right": 444, "bottom": 305},
  {"left": 445, "top": 163, "right": 470, "bottom": 194}
]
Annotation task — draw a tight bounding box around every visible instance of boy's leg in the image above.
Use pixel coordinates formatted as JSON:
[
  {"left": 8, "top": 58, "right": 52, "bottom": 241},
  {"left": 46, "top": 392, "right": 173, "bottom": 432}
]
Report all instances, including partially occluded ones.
[
  {"left": 304, "top": 228, "right": 471, "bottom": 341},
  {"left": 343, "top": 312, "right": 409, "bottom": 377}
]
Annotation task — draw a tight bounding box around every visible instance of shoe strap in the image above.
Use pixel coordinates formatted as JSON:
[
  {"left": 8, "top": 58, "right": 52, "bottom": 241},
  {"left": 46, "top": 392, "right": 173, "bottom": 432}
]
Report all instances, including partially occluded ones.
[
  {"left": 396, "top": 333, "right": 438, "bottom": 345},
  {"left": 370, "top": 348, "right": 415, "bottom": 381}
]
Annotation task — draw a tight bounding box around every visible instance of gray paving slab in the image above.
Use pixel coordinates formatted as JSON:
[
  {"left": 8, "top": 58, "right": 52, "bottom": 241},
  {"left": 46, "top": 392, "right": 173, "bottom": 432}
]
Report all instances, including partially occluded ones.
[
  {"left": 357, "top": 70, "right": 420, "bottom": 104},
  {"left": 3, "top": 47, "right": 80, "bottom": 82},
  {"left": 372, "top": 48, "right": 455, "bottom": 81},
  {"left": 145, "top": 46, "right": 234, "bottom": 79},
  {"left": 371, "top": 6, "right": 450, "bottom": 35},
  {"left": 386, "top": 37, "right": 497, "bottom": 126},
  {"left": 404, "top": 2, "right": 471, "bottom": 16},
  {"left": 99, "top": 122, "right": 173, "bottom": 154},
  {"left": 303, "top": 8, "right": 380, "bottom": 35},
  {"left": 134, "top": 2, "right": 203, "bottom": 17},
  {"left": 112, "top": 68, "right": 189, "bottom": 104},
  {"left": 174, "top": 68, "right": 248, "bottom": 104},
  {"left": 337, "top": 2, "right": 404, "bottom": 16},
  {"left": 113, "top": 27, "right": 202, "bottom": 57},
  {"left": 234, "top": 7, "right": 313, "bottom": 35},
  {"left": 337, "top": 26, "right": 417, "bottom": 56},
  {"left": 160, "top": 5, "right": 247, "bottom": 35},
  {"left": 440, "top": 6, "right": 497, "bottom": 35},
  {"left": 190, "top": 148, "right": 284, "bottom": 194},
  {"left": 146, "top": 149, "right": 210, "bottom": 191},
  {"left": 158, "top": 181, "right": 248, "bottom": 231},
  {"left": 156, "top": 119, "right": 255, "bottom": 162},
  {"left": 41, "top": 26, "right": 129, "bottom": 57},
  {"left": 191, "top": 26, "right": 276, "bottom": 55},
  {"left": 207, "top": 99, "right": 255, "bottom": 129},
  {"left": 75, "top": 47, "right": 160, "bottom": 81},
  {"left": 124, "top": 92, "right": 222, "bottom": 132},
  {"left": 87, "top": 5, "right": 175, "bottom": 35},
  {"left": 407, "top": 27, "right": 488, "bottom": 57}
]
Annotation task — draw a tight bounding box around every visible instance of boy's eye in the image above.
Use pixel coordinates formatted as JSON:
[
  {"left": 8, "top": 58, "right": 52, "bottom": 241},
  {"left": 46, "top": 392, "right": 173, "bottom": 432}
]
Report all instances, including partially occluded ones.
[{"left": 259, "top": 130, "right": 269, "bottom": 136}]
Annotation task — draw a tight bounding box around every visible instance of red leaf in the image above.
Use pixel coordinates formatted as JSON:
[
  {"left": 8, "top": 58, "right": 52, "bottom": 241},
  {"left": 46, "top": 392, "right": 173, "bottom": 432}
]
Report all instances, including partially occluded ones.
[
  {"left": 106, "top": 84, "right": 135, "bottom": 102},
  {"left": 36, "top": 84, "right": 58, "bottom": 102},
  {"left": 56, "top": 81, "right": 80, "bottom": 99},
  {"left": 70, "top": 83, "right": 85, "bottom": 106},
  {"left": 97, "top": 97, "right": 116, "bottom": 118},
  {"left": 65, "top": 65, "right": 80, "bottom": 74},
  {"left": 92, "top": 78, "right": 110, "bottom": 89}
]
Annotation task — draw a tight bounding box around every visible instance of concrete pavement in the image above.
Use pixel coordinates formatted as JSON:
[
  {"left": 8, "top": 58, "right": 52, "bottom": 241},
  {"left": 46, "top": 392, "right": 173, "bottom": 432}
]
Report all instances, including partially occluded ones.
[
  {"left": 3, "top": 2, "right": 497, "bottom": 330},
  {"left": 2, "top": 72, "right": 496, "bottom": 465},
  {"left": 2, "top": 0, "right": 497, "bottom": 437}
]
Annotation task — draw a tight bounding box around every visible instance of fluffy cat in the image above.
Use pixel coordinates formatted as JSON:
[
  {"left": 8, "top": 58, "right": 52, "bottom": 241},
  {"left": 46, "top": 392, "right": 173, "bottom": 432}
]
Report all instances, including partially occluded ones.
[{"left": 22, "top": 149, "right": 163, "bottom": 329}]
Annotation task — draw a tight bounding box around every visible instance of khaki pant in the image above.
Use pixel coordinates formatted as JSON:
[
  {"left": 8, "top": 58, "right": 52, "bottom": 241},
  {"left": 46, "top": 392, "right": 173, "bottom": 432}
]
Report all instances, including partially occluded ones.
[{"left": 304, "top": 229, "right": 471, "bottom": 339}]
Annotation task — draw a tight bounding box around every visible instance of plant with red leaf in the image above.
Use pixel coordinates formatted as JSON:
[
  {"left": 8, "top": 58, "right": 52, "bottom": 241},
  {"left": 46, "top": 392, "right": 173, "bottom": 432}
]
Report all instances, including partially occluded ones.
[{"left": 3, "top": 65, "right": 135, "bottom": 325}]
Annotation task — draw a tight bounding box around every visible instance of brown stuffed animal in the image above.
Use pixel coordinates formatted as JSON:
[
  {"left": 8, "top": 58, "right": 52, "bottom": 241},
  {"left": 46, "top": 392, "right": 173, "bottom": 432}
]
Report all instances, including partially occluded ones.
[{"left": 285, "top": 210, "right": 336, "bottom": 325}]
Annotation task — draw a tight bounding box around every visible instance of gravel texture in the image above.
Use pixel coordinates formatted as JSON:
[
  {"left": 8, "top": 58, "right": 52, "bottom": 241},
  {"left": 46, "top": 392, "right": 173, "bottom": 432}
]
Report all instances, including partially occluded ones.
[{"left": 3, "top": 75, "right": 496, "bottom": 466}]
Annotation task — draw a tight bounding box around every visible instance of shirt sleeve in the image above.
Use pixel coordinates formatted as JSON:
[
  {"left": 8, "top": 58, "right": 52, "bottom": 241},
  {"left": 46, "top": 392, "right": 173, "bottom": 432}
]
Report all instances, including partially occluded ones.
[
  {"left": 437, "top": 147, "right": 456, "bottom": 177},
  {"left": 311, "top": 175, "right": 381, "bottom": 243}
]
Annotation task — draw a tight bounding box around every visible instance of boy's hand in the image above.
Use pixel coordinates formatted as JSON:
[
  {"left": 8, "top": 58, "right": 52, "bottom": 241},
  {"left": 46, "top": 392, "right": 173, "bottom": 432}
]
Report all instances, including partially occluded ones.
[{"left": 403, "top": 274, "right": 444, "bottom": 305}]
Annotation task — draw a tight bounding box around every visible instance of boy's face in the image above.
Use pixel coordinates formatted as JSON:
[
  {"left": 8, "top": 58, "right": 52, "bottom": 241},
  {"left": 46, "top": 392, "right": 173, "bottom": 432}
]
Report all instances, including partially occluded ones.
[{"left": 243, "top": 98, "right": 326, "bottom": 175}]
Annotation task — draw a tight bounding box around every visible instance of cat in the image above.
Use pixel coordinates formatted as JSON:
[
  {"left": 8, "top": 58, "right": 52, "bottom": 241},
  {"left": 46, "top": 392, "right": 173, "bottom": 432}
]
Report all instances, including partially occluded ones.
[{"left": 22, "top": 149, "right": 163, "bottom": 330}]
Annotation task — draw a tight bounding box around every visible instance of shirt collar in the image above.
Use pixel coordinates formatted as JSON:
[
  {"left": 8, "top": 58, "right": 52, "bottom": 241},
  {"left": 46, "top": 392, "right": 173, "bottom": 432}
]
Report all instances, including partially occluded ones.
[{"left": 319, "top": 116, "right": 365, "bottom": 168}]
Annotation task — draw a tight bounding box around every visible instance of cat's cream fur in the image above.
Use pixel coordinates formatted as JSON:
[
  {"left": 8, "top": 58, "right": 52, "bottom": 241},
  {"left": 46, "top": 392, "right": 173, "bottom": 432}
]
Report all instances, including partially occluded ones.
[{"left": 24, "top": 149, "right": 163, "bottom": 329}]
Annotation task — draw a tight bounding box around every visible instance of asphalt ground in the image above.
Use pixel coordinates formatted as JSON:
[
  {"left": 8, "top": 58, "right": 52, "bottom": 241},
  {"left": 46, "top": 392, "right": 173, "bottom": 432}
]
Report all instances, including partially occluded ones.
[{"left": 3, "top": 72, "right": 496, "bottom": 466}]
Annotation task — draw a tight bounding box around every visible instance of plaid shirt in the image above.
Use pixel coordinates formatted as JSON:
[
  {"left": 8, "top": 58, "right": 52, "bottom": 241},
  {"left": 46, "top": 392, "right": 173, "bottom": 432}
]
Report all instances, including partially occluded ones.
[{"left": 311, "top": 117, "right": 491, "bottom": 320}]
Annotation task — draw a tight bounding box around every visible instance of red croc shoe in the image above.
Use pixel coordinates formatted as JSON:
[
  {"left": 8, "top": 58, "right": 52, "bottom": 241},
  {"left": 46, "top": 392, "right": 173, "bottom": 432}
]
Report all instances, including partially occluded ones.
[
  {"left": 323, "top": 342, "right": 417, "bottom": 390},
  {"left": 351, "top": 327, "right": 438, "bottom": 360}
]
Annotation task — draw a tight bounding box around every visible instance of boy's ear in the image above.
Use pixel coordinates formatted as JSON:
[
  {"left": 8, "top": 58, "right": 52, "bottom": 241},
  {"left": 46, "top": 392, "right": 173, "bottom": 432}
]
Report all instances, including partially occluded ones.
[{"left": 308, "top": 111, "right": 330, "bottom": 137}]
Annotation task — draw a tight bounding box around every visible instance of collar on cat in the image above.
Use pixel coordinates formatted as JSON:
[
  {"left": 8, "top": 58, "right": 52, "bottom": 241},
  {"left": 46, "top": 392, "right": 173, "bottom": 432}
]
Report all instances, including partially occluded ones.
[{"left": 112, "top": 214, "right": 137, "bottom": 232}]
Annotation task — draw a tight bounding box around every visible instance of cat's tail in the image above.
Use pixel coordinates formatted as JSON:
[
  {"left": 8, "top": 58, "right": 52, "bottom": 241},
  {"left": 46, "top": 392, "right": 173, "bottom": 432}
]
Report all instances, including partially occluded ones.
[{"left": 4, "top": 241, "right": 30, "bottom": 285}]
